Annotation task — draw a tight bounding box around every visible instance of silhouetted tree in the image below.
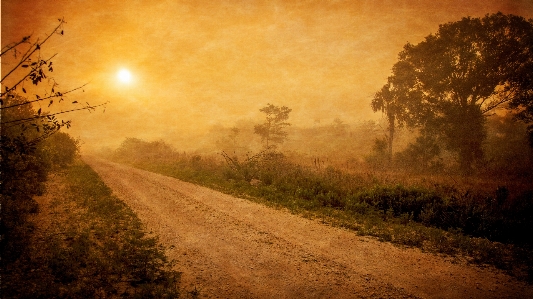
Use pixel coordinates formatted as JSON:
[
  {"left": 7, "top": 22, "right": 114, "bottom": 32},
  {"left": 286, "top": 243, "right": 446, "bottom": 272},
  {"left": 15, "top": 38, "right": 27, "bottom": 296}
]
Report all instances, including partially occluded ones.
[
  {"left": 372, "top": 13, "right": 533, "bottom": 172},
  {"left": 254, "top": 103, "right": 292, "bottom": 148}
]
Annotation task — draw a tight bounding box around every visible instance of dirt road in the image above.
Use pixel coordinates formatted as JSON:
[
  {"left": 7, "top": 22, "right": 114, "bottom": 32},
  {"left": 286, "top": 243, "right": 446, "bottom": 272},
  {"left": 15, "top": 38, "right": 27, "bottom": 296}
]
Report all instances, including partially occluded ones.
[{"left": 84, "top": 157, "right": 531, "bottom": 298}]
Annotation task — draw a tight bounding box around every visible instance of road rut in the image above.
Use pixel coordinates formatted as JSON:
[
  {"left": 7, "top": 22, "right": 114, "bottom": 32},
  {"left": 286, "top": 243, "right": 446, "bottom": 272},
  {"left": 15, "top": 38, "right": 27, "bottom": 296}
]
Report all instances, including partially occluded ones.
[{"left": 84, "top": 157, "right": 531, "bottom": 298}]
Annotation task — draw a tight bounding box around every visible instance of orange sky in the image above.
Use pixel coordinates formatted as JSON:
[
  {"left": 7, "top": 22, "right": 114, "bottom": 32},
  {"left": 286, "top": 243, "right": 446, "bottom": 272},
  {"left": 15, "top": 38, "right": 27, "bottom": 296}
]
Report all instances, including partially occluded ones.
[{"left": 2, "top": 0, "right": 533, "bottom": 151}]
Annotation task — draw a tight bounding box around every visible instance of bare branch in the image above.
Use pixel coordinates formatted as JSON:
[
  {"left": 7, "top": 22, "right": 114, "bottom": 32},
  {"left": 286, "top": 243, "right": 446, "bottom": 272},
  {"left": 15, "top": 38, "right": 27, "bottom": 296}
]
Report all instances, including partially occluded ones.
[
  {"left": 1, "top": 39, "right": 41, "bottom": 83},
  {"left": 2, "top": 101, "right": 109, "bottom": 128},
  {"left": 481, "top": 89, "right": 516, "bottom": 114},
  {"left": 0, "top": 83, "right": 88, "bottom": 110},
  {"left": 0, "top": 35, "right": 31, "bottom": 57},
  {"left": 0, "top": 19, "right": 64, "bottom": 84},
  {"left": 0, "top": 53, "right": 59, "bottom": 98}
]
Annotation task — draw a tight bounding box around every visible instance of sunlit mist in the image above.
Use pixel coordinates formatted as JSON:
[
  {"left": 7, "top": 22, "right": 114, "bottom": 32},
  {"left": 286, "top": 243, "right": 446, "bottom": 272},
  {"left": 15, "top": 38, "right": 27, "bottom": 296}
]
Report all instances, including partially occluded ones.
[{"left": 2, "top": 0, "right": 532, "bottom": 152}]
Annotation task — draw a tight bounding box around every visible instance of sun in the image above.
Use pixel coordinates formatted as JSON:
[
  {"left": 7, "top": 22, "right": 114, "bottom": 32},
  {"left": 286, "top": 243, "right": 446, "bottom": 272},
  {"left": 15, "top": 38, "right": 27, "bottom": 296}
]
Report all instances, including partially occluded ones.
[{"left": 117, "top": 68, "right": 133, "bottom": 84}]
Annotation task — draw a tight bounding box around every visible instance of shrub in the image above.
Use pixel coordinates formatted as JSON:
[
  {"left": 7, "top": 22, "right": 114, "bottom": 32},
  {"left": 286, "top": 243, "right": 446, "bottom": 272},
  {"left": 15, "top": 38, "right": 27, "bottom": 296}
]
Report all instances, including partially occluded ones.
[{"left": 1, "top": 94, "right": 79, "bottom": 267}]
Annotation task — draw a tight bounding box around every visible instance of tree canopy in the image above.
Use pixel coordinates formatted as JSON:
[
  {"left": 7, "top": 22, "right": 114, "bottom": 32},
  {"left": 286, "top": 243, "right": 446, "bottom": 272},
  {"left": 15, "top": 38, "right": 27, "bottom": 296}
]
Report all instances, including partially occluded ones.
[
  {"left": 372, "top": 12, "right": 533, "bottom": 171},
  {"left": 254, "top": 103, "right": 292, "bottom": 148}
]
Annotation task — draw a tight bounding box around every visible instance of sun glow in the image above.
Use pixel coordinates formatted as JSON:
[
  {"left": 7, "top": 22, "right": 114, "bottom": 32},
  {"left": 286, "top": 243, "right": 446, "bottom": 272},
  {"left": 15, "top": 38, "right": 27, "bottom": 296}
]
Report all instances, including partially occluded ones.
[{"left": 117, "top": 68, "right": 132, "bottom": 84}]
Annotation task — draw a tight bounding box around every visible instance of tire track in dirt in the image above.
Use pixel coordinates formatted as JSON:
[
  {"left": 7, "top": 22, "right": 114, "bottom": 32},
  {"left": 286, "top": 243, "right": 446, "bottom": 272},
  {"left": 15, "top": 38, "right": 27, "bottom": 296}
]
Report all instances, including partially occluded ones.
[{"left": 84, "top": 156, "right": 531, "bottom": 299}]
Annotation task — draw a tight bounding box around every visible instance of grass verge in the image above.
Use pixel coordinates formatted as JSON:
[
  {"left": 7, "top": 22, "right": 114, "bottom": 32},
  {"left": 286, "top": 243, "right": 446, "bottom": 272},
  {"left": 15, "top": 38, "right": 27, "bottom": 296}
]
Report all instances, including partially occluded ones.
[{"left": 1, "top": 160, "right": 184, "bottom": 298}]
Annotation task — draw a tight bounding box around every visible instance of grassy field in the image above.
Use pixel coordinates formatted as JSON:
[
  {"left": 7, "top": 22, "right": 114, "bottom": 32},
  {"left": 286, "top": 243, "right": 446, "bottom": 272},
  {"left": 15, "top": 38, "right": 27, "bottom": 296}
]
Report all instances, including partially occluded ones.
[
  {"left": 2, "top": 160, "right": 188, "bottom": 298},
  {"left": 110, "top": 149, "right": 533, "bottom": 282}
]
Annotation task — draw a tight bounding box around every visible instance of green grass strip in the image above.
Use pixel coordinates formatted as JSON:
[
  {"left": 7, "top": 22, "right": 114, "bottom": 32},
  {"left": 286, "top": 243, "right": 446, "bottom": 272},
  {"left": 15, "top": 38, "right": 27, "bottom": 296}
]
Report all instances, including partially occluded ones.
[{"left": 2, "top": 160, "right": 182, "bottom": 298}]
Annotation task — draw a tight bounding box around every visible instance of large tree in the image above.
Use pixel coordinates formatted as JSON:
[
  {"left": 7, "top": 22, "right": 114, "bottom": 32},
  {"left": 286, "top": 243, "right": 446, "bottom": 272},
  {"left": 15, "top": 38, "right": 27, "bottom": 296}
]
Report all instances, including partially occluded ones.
[{"left": 372, "top": 12, "right": 533, "bottom": 171}]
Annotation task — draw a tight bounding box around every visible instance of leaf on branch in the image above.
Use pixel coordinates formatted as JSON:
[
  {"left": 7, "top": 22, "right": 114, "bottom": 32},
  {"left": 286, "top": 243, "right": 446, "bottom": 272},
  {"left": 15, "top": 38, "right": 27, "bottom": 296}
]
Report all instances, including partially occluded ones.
[
  {"left": 36, "top": 94, "right": 41, "bottom": 99},
  {"left": 36, "top": 44, "right": 40, "bottom": 50},
  {"left": 22, "top": 88, "right": 27, "bottom": 93},
  {"left": 37, "top": 108, "right": 41, "bottom": 115},
  {"left": 48, "top": 100, "right": 53, "bottom": 107},
  {"left": 60, "top": 30, "right": 64, "bottom": 35},
  {"left": 72, "top": 101, "right": 78, "bottom": 104},
  {"left": 22, "top": 65, "right": 29, "bottom": 68}
]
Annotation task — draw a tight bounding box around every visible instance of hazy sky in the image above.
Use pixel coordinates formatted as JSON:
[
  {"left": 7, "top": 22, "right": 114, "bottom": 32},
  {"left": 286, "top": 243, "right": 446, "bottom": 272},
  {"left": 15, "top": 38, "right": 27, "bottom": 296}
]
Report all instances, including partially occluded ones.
[{"left": 2, "top": 0, "right": 533, "bottom": 150}]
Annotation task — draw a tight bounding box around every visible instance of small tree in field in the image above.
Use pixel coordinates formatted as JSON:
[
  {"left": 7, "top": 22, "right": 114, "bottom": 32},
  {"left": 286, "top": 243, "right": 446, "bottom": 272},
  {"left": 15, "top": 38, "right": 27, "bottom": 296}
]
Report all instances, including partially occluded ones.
[
  {"left": 254, "top": 103, "right": 292, "bottom": 149},
  {"left": 221, "top": 104, "right": 292, "bottom": 182}
]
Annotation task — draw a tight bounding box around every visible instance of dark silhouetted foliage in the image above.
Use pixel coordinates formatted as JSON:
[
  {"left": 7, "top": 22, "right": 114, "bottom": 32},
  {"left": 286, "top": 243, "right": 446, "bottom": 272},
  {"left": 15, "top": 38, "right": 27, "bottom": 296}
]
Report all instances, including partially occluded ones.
[
  {"left": 1, "top": 19, "right": 101, "bottom": 275},
  {"left": 1, "top": 94, "right": 80, "bottom": 265},
  {"left": 373, "top": 13, "right": 533, "bottom": 172}
]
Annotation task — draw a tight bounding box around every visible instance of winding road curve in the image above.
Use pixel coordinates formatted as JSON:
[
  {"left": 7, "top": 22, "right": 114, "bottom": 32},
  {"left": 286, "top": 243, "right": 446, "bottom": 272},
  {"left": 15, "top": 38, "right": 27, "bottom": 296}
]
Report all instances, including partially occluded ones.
[{"left": 84, "top": 156, "right": 531, "bottom": 298}]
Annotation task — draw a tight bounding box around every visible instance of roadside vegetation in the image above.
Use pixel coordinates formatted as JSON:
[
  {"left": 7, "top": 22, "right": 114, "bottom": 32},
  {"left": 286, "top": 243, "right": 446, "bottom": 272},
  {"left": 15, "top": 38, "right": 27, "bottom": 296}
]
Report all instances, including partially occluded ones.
[
  {"left": 2, "top": 160, "right": 182, "bottom": 298},
  {"left": 1, "top": 19, "right": 104, "bottom": 270}
]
